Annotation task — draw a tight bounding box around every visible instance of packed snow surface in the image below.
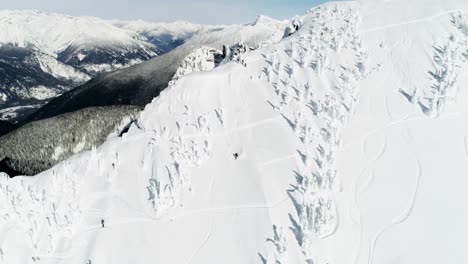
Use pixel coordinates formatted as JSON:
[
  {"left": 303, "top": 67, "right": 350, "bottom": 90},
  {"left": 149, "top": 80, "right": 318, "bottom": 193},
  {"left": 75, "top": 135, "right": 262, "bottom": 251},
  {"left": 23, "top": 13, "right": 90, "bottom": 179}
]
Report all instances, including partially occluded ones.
[{"left": 1, "top": 0, "right": 468, "bottom": 263}]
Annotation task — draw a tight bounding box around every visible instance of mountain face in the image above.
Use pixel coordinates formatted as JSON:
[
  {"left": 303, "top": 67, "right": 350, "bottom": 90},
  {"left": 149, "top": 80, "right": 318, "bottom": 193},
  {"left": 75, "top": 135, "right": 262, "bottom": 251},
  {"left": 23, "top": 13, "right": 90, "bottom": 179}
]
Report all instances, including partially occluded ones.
[
  {"left": 0, "top": 10, "right": 159, "bottom": 71},
  {"left": 1, "top": 1, "right": 468, "bottom": 264},
  {"left": 0, "top": 10, "right": 205, "bottom": 121},
  {"left": 22, "top": 16, "right": 287, "bottom": 123},
  {"left": 0, "top": 44, "right": 90, "bottom": 121},
  {"left": 0, "top": 15, "right": 286, "bottom": 176}
]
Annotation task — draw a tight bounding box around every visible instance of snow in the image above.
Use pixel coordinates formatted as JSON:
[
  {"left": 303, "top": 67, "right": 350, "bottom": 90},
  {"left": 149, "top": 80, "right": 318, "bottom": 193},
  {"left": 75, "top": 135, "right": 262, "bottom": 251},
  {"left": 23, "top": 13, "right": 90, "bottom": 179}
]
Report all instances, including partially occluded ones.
[
  {"left": 0, "top": 104, "right": 41, "bottom": 121},
  {"left": 168, "top": 46, "right": 223, "bottom": 86},
  {"left": 52, "top": 146, "right": 64, "bottom": 161},
  {"left": 0, "top": 10, "right": 153, "bottom": 56},
  {"left": 1, "top": 1, "right": 468, "bottom": 264},
  {"left": 35, "top": 52, "right": 90, "bottom": 84},
  {"left": 28, "top": 86, "right": 60, "bottom": 100},
  {"left": 72, "top": 138, "right": 87, "bottom": 154},
  {"left": 112, "top": 19, "right": 212, "bottom": 42},
  {"left": 80, "top": 59, "right": 145, "bottom": 76}
]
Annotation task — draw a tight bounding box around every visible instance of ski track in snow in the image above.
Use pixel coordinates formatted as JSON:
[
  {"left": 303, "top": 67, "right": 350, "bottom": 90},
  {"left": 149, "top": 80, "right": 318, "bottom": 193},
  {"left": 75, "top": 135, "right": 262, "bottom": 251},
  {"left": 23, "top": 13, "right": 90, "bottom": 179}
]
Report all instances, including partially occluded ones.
[
  {"left": 391, "top": 159, "right": 423, "bottom": 225},
  {"left": 363, "top": 126, "right": 423, "bottom": 264},
  {"left": 185, "top": 215, "right": 215, "bottom": 264},
  {"left": 362, "top": 10, "right": 457, "bottom": 33},
  {"left": 259, "top": 154, "right": 297, "bottom": 168},
  {"left": 342, "top": 107, "right": 468, "bottom": 151},
  {"left": 464, "top": 133, "right": 468, "bottom": 156},
  {"left": 366, "top": 158, "right": 422, "bottom": 264}
]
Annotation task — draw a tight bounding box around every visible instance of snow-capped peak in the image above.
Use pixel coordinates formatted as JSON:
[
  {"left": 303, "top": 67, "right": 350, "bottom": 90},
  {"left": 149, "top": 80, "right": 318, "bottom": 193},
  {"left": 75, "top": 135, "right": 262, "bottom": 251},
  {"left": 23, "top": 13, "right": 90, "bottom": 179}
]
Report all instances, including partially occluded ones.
[{"left": 251, "top": 15, "right": 282, "bottom": 26}]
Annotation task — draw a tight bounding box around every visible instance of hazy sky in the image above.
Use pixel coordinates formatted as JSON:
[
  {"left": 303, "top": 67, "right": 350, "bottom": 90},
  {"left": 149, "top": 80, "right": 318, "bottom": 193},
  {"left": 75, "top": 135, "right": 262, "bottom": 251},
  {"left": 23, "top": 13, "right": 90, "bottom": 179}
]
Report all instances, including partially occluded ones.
[{"left": 2, "top": 0, "right": 331, "bottom": 24}]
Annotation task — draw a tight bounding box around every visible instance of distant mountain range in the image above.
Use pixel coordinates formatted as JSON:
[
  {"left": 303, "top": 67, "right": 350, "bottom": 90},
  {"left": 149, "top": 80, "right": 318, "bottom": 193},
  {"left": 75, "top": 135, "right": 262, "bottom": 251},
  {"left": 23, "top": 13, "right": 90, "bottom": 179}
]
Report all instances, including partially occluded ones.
[
  {"left": 0, "top": 10, "right": 214, "bottom": 121},
  {"left": 21, "top": 15, "right": 287, "bottom": 124}
]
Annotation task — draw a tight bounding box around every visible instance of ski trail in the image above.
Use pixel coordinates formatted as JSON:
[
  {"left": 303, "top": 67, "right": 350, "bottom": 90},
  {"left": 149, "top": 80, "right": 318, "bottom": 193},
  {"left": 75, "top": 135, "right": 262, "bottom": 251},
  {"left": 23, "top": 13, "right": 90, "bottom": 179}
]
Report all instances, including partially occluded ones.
[
  {"left": 185, "top": 215, "right": 214, "bottom": 264},
  {"left": 363, "top": 132, "right": 388, "bottom": 161},
  {"left": 362, "top": 10, "right": 456, "bottom": 33},
  {"left": 384, "top": 95, "right": 394, "bottom": 121},
  {"left": 367, "top": 158, "right": 422, "bottom": 264},
  {"left": 352, "top": 211, "right": 364, "bottom": 264},
  {"left": 173, "top": 115, "right": 283, "bottom": 139},
  {"left": 259, "top": 154, "right": 296, "bottom": 168},
  {"left": 464, "top": 133, "right": 468, "bottom": 156},
  {"left": 343, "top": 106, "right": 468, "bottom": 151},
  {"left": 367, "top": 224, "right": 392, "bottom": 264},
  {"left": 170, "top": 196, "right": 290, "bottom": 220},
  {"left": 392, "top": 159, "right": 423, "bottom": 225},
  {"left": 352, "top": 133, "right": 387, "bottom": 225}
]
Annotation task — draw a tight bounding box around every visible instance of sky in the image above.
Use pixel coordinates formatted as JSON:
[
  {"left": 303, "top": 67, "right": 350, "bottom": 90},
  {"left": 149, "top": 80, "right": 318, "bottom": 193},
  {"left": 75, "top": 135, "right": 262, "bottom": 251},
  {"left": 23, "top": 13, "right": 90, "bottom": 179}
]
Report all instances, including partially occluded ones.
[{"left": 1, "top": 0, "right": 331, "bottom": 24}]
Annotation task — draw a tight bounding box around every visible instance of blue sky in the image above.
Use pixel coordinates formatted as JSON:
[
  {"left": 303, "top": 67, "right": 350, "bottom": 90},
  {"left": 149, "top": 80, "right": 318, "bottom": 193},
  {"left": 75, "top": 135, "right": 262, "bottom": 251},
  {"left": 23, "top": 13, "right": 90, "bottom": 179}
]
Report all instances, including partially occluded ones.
[{"left": 3, "top": 0, "right": 331, "bottom": 24}]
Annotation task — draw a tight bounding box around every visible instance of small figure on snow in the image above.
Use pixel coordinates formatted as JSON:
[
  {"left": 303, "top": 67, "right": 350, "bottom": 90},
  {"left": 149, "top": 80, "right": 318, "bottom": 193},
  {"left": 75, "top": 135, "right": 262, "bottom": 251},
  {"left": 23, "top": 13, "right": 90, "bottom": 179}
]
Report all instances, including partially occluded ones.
[
  {"left": 222, "top": 45, "right": 227, "bottom": 59},
  {"left": 101, "top": 219, "right": 105, "bottom": 228},
  {"left": 233, "top": 153, "right": 239, "bottom": 160}
]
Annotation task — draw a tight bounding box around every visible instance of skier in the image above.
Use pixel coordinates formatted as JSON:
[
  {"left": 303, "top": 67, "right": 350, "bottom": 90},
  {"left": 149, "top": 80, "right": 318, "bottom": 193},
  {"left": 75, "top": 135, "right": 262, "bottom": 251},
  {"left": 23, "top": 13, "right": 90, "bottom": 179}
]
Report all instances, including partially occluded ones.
[
  {"left": 233, "top": 153, "right": 239, "bottom": 160},
  {"left": 101, "top": 219, "right": 105, "bottom": 228},
  {"left": 222, "top": 45, "right": 227, "bottom": 59}
]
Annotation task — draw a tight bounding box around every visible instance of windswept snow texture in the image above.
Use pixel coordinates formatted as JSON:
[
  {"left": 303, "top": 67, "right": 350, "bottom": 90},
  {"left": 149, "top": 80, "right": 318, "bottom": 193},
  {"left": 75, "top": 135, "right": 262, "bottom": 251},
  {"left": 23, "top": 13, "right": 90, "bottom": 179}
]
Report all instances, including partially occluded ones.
[{"left": 1, "top": 1, "right": 468, "bottom": 264}]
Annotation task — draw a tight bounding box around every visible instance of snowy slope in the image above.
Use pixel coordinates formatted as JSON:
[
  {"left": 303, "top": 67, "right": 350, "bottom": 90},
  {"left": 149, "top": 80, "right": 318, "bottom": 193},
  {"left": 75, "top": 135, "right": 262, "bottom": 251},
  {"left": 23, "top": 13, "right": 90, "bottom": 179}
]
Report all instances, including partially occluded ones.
[{"left": 1, "top": 1, "right": 468, "bottom": 264}]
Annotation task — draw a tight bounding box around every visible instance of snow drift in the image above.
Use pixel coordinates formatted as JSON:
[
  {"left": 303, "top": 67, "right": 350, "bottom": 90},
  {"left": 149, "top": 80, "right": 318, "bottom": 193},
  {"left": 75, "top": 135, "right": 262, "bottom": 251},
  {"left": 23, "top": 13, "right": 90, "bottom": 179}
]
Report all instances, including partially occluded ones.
[{"left": 1, "top": 0, "right": 468, "bottom": 263}]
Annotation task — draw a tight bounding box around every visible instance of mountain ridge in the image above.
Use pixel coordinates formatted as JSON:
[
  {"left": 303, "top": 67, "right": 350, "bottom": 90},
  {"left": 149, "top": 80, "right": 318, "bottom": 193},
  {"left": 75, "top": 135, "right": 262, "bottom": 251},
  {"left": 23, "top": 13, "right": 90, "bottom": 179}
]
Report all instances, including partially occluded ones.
[{"left": 0, "top": 10, "right": 210, "bottom": 121}]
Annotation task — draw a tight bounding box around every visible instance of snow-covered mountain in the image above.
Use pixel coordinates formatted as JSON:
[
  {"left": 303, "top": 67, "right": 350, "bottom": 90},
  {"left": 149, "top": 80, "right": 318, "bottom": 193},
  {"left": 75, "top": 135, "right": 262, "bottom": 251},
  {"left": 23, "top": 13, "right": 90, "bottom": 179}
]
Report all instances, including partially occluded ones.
[
  {"left": 1, "top": 1, "right": 468, "bottom": 264},
  {"left": 0, "top": 10, "right": 205, "bottom": 121},
  {"left": 0, "top": 10, "right": 158, "bottom": 70},
  {"left": 1, "top": 15, "right": 287, "bottom": 176},
  {"left": 23, "top": 15, "right": 287, "bottom": 123}
]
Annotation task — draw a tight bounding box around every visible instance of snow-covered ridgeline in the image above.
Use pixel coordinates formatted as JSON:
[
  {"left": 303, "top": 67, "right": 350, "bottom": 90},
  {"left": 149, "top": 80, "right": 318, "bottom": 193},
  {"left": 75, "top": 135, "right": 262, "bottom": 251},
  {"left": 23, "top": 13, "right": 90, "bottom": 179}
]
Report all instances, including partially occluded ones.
[
  {"left": 0, "top": 10, "right": 152, "bottom": 57},
  {"left": 168, "top": 47, "right": 224, "bottom": 87}
]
